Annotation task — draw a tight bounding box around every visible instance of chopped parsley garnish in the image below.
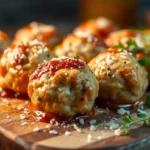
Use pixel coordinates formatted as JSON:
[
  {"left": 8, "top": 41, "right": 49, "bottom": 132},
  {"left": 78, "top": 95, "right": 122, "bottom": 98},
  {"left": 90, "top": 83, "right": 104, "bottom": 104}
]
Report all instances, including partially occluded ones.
[
  {"left": 120, "top": 112, "right": 150, "bottom": 135},
  {"left": 126, "top": 39, "right": 141, "bottom": 54},
  {"left": 119, "top": 95, "right": 150, "bottom": 135},
  {"left": 138, "top": 57, "right": 150, "bottom": 66},
  {"left": 113, "top": 39, "right": 142, "bottom": 54},
  {"left": 113, "top": 39, "right": 150, "bottom": 66}
]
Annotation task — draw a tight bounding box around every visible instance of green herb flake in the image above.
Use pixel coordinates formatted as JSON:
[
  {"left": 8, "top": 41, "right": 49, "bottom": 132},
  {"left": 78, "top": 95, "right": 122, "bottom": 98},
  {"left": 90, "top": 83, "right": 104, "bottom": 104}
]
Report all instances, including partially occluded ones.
[
  {"left": 126, "top": 39, "right": 142, "bottom": 54},
  {"left": 119, "top": 113, "right": 150, "bottom": 135},
  {"left": 126, "top": 39, "right": 137, "bottom": 47},
  {"left": 122, "top": 116, "right": 132, "bottom": 123},
  {"left": 137, "top": 113, "right": 147, "bottom": 119},
  {"left": 138, "top": 57, "right": 150, "bottom": 66},
  {"left": 113, "top": 43, "right": 124, "bottom": 49},
  {"left": 120, "top": 124, "right": 129, "bottom": 135},
  {"left": 112, "top": 39, "right": 143, "bottom": 54}
]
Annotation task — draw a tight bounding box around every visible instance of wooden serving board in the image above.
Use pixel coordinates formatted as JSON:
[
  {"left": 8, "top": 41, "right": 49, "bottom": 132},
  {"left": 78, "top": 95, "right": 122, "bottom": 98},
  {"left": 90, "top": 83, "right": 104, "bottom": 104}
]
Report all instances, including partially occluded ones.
[{"left": 0, "top": 97, "right": 150, "bottom": 150}]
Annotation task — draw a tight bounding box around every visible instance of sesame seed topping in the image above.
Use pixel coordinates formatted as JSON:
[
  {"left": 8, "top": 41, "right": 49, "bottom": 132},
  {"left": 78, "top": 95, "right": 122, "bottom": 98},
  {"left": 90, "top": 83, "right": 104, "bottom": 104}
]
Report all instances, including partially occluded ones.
[
  {"left": 73, "top": 124, "right": 82, "bottom": 132},
  {"left": 21, "top": 122, "right": 29, "bottom": 126},
  {"left": 45, "top": 124, "right": 51, "bottom": 129},
  {"left": 20, "top": 114, "right": 26, "bottom": 120},
  {"left": 65, "top": 131, "right": 71, "bottom": 136},
  {"left": 90, "top": 125, "right": 97, "bottom": 131},
  {"left": 33, "top": 127, "right": 40, "bottom": 132},
  {"left": 49, "top": 130, "right": 58, "bottom": 135}
]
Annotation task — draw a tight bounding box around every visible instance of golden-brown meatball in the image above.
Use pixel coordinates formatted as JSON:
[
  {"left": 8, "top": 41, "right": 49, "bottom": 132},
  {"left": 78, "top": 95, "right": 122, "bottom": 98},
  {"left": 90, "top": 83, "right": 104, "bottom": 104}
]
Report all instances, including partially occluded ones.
[
  {"left": 0, "top": 31, "right": 10, "bottom": 54},
  {"left": 88, "top": 49, "right": 148, "bottom": 109},
  {"left": 55, "top": 33, "right": 107, "bottom": 63},
  {"left": 0, "top": 40, "right": 54, "bottom": 94},
  {"left": 28, "top": 57, "right": 99, "bottom": 117},
  {"left": 105, "top": 29, "right": 145, "bottom": 48},
  {"left": 74, "top": 17, "right": 118, "bottom": 39},
  {"left": 14, "top": 22, "right": 62, "bottom": 49}
]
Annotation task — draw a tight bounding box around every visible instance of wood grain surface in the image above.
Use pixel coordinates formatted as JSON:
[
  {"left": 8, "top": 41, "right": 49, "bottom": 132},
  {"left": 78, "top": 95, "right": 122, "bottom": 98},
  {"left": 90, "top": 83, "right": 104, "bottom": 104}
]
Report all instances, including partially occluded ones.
[{"left": 0, "top": 97, "right": 150, "bottom": 150}]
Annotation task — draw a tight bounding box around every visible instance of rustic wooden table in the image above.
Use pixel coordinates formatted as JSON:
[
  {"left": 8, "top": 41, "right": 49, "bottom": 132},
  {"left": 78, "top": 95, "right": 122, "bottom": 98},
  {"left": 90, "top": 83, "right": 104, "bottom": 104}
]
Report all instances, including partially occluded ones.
[{"left": 0, "top": 98, "right": 150, "bottom": 150}]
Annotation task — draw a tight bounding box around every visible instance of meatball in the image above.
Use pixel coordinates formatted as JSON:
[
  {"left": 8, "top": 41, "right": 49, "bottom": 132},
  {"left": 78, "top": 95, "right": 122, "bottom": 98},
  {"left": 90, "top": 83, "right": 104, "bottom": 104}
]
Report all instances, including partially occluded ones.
[
  {"left": 28, "top": 57, "right": 99, "bottom": 117},
  {"left": 0, "top": 31, "right": 10, "bottom": 54},
  {"left": 105, "top": 29, "right": 145, "bottom": 48},
  {"left": 74, "top": 17, "right": 118, "bottom": 39},
  {"left": 55, "top": 33, "right": 107, "bottom": 63},
  {"left": 88, "top": 49, "right": 148, "bottom": 109},
  {"left": 14, "top": 22, "right": 61, "bottom": 49},
  {"left": 0, "top": 40, "right": 54, "bottom": 94}
]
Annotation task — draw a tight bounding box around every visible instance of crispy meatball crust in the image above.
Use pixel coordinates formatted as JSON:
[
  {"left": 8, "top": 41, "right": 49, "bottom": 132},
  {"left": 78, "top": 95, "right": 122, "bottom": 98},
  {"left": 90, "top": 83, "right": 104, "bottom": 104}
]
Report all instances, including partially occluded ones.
[
  {"left": 88, "top": 49, "right": 148, "bottom": 106},
  {"left": 74, "top": 17, "right": 118, "bottom": 39},
  {"left": 14, "top": 22, "right": 61, "bottom": 49},
  {"left": 28, "top": 57, "right": 99, "bottom": 117},
  {"left": 0, "top": 40, "right": 54, "bottom": 94},
  {"left": 55, "top": 33, "right": 107, "bottom": 63}
]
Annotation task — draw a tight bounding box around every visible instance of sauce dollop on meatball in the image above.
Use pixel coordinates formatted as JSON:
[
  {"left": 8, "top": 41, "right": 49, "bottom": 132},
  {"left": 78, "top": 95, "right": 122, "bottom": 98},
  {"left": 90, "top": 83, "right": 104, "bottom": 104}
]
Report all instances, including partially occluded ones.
[
  {"left": 31, "top": 57, "right": 85, "bottom": 80},
  {"left": 0, "top": 40, "right": 54, "bottom": 94}
]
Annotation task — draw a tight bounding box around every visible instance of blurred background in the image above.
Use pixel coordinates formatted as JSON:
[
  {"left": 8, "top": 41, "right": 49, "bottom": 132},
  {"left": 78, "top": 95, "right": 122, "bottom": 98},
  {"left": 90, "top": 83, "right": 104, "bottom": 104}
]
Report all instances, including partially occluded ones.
[{"left": 0, "top": 0, "right": 150, "bottom": 36}]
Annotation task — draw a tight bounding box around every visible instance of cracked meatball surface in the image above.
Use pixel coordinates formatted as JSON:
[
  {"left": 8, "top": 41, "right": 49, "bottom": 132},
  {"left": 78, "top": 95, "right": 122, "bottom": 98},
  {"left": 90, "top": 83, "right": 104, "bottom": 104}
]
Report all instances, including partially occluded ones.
[
  {"left": 28, "top": 57, "right": 99, "bottom": 117},
  {"left": 88, "top": 49, "right": 148, "bottom": 108},
  {"left": 0, "top": 40, "right": 54, "bottom": 94}
]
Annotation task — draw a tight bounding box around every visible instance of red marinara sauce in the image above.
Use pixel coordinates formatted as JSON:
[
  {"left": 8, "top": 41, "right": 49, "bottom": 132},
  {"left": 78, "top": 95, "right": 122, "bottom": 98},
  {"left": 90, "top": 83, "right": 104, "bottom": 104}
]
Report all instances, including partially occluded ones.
[
  {"left": 29, "top": 103, "right": 58, "bottom": 122},
  {"left": 0, "top": 88, "right": 29, "bottom": 99},
  {"left": 13, "top": 45, "right": 27, "bottom": 65},
  {"left": 31, "top": 58, "right": 85, "bottom": 80}
]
